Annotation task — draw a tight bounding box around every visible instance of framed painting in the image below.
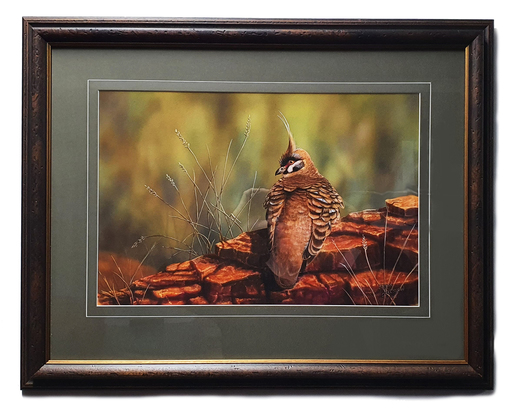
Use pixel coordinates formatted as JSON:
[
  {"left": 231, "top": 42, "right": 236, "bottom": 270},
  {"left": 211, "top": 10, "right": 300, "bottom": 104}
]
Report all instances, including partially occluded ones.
[{"left": 21, "top": 18, "right": 494, "bottom": 389}]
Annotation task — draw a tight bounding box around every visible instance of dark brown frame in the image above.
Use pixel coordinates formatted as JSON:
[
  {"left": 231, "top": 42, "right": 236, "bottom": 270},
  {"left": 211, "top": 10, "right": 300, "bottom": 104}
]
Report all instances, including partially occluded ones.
[{"left": 21, "top": 18, "right": 494, "bottom": 390}]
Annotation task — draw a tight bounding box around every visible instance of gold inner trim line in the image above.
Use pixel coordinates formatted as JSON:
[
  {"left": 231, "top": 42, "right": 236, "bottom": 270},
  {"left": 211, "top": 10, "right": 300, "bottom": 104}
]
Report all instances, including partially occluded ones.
[{"left": 48, "top": 359, "right": 468, "bottom": 365}]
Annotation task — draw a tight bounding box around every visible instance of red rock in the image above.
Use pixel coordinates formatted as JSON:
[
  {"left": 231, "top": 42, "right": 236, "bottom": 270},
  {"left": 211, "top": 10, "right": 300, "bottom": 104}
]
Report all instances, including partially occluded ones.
[
  {"left": 205, "top": 283, "right": 232, "bottom": 304},
  {"left": 133, "top": 270, "right": 200, "bottom": 290},
  {"left": 152, "top": 284, "right": 202, "bottom": 300},
  {"left": 165, "top": 260, "right": 196, "bottom": 273},
  {"left": 133, "top": 260, "right": 200, "bottom": 289},
  {"left": 132, "top": 289, "right": 148, "bottom": 299},
  {"left": 386, "top": 195, "right": 418, "bottom": 217},
  {"left": 233, "top": 297, "right": 266, "bottom": 304},
  {"left": 97, "top": 288, "right": 131, "bottom": 305},
  {"left": 291, "top": 275, "right": 329, "bottom": 304},
  {"left": 346, "top": 269, "right": 418, "bottom": 306},
  {"left": 191, "top": 255, "right": 222, "bottom": 278},
  {"left": 203, "top": 263, "right": 265, "bottom": 304},
  {"left": 345, "top": 205, "right": 417, "bottom": 229},
  {"left": 381, "top": 211, "right": 418, "bottom": 229},
  {"left": 215, "top": 229, "right": 269, "bottom": 268},
  {"left": 317, "top": 272, "right": 349, "bottom": 304},
  {"left": 132, "top": 298, "right": 160, "bottom": 305},
  {"left": 268, "top": 290, "right": 290, "bottom": 303},
  {"left": 345, "top": 209, "right": 384, "bottom": 224},
  {"left": 331, "top": 220, "right": 396, "bottom": 243},
  {"left": 383, "top": 230, "right": 419, "bottom": 273},
  {"left": 188, "top": 296, "right": 209, "bottom": 305},
  {"left": 305, "top": 234, "right": 380, "bottom": 273},
  {"left": 161, "top": 299, "right": 186, "bottom": 305},
  {"left": 393, "top": 228, "right": 419, "bottom": 250},
  {"left": 270, "top": 275, "right": 329, "bottom": 305}
]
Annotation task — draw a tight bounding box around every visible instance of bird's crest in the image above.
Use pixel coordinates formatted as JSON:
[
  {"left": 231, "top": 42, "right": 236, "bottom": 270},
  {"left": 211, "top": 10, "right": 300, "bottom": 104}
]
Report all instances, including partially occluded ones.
[{"left": 278, "top": 112, "right": 297, "bottom": 163}]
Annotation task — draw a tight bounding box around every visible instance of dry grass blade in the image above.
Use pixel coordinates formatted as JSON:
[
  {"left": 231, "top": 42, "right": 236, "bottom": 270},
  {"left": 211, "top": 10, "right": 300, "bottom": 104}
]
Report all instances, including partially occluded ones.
[
  {"left": 138, "top": 282, "right": 152, "bottom": 305},
  {"left": 362, "top": 235, "right": 381, "bottom": 286},
  {"left": 175, "top": 129, "right": 216, "bottom": 192},
  {"left": 382, "top": 211, "right": 389, "bottom": 304},
  {"left": 140, "top": 117, "right": 255, "bottom": 266},
  {"left": 128, "top": 242, "right": 156, "bottom": 285},
  {"left": 178, "top": 162, "right": 224, "bottom": 239},
  {"left": 333, "top": 240, "right": 373, "bottom": 305},
  {"left": 145, "top": 184, "right": 197, "bottom": 228},
  {"left": 222, "top": 115, "right": 251, "bottom": 191},
  {"left": 387, "top": 222, "right": 417, "bottom": 291},
  {"left": 342, "top": 286, "right": 357, "bottom": 305},
  {"left": 390, "top": 263, "right": 419, "bottom": 304},
  {"left": 110, "top": 254, "right": 134, "bottom": 304},
  {"left": 99, "top": 273, "right": 121, "bottom": 305}
]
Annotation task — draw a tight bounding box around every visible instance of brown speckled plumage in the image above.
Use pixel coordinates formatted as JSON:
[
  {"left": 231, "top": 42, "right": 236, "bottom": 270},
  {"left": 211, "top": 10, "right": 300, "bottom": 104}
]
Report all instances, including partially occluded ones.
[{"left": 264, "top": 118, "right": 343, "bottom": 289}]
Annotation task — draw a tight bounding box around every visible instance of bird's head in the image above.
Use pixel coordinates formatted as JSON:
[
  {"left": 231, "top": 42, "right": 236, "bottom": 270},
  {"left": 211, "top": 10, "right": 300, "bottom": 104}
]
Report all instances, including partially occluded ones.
[{"left": 275, "top": 114, "right": 317, "bottom": 176}]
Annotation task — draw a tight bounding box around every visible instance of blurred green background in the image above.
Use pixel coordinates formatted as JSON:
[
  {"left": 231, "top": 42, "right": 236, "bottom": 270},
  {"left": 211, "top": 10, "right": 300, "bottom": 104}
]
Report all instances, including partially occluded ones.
[{"left": 98, "top": 91, "right": 418, "bottom": 272}]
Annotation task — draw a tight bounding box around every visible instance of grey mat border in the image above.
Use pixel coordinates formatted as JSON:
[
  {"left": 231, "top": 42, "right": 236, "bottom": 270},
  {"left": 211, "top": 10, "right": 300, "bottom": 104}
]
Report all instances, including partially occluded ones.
[{"left": 86, "top": 80, "right": 431, "bottom": 319}]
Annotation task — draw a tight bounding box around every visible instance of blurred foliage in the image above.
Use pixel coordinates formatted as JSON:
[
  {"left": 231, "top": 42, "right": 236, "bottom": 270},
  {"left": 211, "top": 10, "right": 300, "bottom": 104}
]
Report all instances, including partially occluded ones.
[{"left": 99, "top": 91, "right": 418, "bottom": 269}]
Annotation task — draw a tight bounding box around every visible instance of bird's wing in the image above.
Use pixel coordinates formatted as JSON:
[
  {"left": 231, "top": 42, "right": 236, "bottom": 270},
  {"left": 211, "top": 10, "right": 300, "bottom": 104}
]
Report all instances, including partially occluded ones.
[
  {"left": 264, "top": 181, "right": 286, "bottom": 251},
  {"left": 304, "top": 180, "right": 344, "bottom": 260}
]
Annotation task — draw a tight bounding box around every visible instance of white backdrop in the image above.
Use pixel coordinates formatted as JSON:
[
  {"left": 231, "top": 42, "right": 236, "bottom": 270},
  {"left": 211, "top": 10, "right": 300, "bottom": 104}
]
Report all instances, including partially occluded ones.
[{"left": 3, "top": 1, "right": 514, "bottom": 412}]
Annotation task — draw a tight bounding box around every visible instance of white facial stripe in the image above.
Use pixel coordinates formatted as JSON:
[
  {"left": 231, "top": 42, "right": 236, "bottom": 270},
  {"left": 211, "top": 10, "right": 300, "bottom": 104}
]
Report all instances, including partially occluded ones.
[{"left": 287, "top": 160, "right": 304, "bottom": 173}]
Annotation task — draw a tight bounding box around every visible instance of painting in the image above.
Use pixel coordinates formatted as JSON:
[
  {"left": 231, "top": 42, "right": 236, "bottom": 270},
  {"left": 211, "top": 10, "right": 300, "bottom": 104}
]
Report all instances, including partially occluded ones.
[
  {"left": 97, "top": 91, "right": 420, "bottom": 306},
  {"left": 22, "top": 18, "right": 494, "bottom": 390}
]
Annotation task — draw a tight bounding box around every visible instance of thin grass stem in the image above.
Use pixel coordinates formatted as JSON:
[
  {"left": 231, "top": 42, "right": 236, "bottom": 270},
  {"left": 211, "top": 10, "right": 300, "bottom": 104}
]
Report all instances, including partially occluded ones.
[
  {"left": 390, "top": 262, "right": 419, "bottom": 304},
  {"left": 388, "top": 222, "right": 417, "bottom": 291},
  {"left": 333, "top": 240, "right": 373, "bottom": 305}
]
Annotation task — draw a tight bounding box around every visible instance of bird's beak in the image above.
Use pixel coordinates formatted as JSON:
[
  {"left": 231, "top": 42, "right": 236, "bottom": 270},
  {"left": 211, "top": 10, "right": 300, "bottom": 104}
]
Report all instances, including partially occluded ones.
[{"left": 275, "top": 166, "right": 285, "bottom": 175}]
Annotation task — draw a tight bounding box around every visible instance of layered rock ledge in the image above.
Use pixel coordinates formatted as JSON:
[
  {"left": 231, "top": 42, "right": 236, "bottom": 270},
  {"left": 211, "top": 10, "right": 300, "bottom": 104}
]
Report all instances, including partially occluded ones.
[{"left": 98, "top": 194, "right": 419, "bottom": 306}]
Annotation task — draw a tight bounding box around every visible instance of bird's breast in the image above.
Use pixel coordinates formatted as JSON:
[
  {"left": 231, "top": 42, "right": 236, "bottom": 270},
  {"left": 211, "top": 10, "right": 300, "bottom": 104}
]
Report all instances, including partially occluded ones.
[{"left": 267, "top": 191, "right": 312, "bottom": 279}]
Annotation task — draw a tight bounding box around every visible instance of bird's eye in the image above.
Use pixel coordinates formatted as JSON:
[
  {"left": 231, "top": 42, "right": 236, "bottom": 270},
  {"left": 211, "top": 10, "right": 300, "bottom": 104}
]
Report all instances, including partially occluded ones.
[{"left": 288, "top": 160, "right": 295, "bottom": 165}]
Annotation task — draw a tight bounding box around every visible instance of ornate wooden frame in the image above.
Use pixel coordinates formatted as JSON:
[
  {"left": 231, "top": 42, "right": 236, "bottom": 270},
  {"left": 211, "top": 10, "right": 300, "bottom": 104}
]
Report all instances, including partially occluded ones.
[{"left": 21, "top": 18, "right": 494, "bottom": 389}]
